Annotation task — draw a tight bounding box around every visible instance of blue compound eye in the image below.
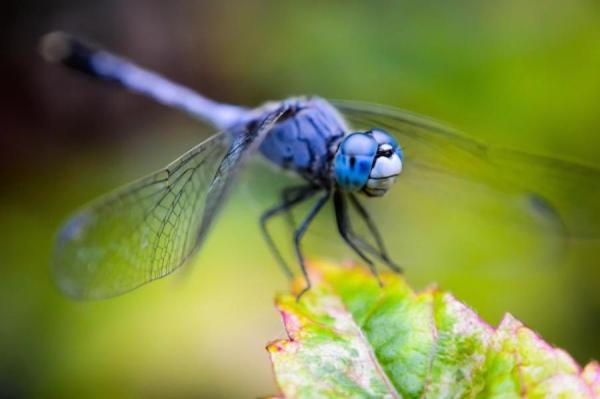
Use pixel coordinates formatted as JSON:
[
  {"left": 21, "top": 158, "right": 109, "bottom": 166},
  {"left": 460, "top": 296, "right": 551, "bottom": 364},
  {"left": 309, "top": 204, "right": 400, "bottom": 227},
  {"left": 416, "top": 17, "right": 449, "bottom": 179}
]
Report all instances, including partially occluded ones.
[
  {"left": 334, "top": 133, "right": 378, "bottom": 191},
  {"left": 369, "top": 128, "right": 402, "bottom": 159},
  {"left": 369, "top": 128, "right": 397, "bottom": 147}
]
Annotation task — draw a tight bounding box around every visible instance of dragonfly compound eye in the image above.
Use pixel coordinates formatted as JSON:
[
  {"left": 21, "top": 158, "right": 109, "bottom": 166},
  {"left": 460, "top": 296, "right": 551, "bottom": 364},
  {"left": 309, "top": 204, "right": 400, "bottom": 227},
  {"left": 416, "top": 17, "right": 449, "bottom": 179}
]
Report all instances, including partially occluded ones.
[
  {"left": 365, "top": 129, "right": 404, "bottom": 197},
  {"left": 335, "top": 130, "right": 405, "bottom": 196},
  {"left": 334, "top": 133, "right": 378, "bottom": 191}
]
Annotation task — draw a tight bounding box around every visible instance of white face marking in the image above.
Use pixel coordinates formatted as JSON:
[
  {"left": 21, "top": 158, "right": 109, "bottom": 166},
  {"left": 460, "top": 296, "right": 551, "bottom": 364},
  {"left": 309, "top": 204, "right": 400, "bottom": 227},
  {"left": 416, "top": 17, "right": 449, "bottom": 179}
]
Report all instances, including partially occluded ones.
[
  {"left": 379, "top": 143, "right": 393, "bottom": 152},
  {"left": 369, "top": 153, "right": 402, "bottom": 179},
  {"left": 366, "top": 175, "right": 397, "bottom": 190},
  {"left": 364, "top": 153, "right": 403, "bottom": 196}
]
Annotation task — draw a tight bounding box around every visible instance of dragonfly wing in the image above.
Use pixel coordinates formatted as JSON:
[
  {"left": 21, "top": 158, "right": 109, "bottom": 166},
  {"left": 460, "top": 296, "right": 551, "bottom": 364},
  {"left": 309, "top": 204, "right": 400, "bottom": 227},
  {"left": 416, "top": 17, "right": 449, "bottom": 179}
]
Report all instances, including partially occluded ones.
[
  {"left": 334, "top": 100, "right": 600, "bottom": 238},
  {"left": 53, "top": 108, "right": 286, "bottom": 299}
]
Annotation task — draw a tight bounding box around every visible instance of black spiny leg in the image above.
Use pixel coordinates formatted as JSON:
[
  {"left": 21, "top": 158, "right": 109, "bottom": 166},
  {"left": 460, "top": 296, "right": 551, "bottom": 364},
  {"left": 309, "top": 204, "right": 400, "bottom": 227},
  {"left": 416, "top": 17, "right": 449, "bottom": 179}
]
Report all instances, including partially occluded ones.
[
  {"left": 260, "top": 186, "right": 316, "bottom": 279},
  {"left": 281, "top": 185, "right": 307, "bottom": 230},
  {"left": 295, "top": 191, "right": 330, "bottom": 300},
  {"left": 349, "top": 193, "right": 402, "bottom": 273},
  {"left": 333, "top": 191, "right": 382, "bottom": 286}
]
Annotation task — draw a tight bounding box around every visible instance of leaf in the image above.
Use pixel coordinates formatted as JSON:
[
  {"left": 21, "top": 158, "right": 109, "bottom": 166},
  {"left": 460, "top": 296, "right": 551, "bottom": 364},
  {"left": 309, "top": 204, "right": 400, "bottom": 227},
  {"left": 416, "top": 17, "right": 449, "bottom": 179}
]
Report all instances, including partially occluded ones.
[{"left": 267, "top": 261, "right": 600, "bottom": 399}]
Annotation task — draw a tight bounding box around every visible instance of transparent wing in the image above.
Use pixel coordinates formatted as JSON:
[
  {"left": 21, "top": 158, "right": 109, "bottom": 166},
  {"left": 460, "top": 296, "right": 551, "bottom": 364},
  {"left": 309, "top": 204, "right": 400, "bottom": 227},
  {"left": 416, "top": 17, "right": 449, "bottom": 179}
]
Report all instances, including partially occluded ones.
[
  {"left": 333, "top": 100, "right": 600, "bottom": 238},
  {"left": 53, "top": 108, "right": 285, "bottom": 299}
]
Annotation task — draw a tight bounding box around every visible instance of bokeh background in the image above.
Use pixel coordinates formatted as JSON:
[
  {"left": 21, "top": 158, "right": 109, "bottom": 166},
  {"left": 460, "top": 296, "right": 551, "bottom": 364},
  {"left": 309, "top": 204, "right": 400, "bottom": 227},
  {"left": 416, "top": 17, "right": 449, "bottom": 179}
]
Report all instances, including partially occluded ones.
[{"left": 2, "top": 0, "right": 600, "bottom": 397}]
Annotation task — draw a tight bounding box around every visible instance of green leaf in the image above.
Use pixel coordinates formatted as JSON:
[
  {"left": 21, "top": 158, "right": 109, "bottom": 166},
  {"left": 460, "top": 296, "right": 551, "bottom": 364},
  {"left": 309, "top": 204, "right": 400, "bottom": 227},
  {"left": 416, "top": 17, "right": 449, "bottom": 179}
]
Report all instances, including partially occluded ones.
[{"left": 267, "top": 262, "right": 600, "bottom": 398}]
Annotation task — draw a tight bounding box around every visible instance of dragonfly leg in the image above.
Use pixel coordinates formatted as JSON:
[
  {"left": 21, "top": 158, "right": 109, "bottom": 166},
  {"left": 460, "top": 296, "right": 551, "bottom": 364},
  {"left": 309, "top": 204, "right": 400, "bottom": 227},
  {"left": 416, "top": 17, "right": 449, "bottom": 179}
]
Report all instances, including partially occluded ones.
[
  {"left": 295, "top": 191, "right": 331, "bottom": 301},
  {"left": 333, "top": 191, "right": 383, "bottom": 286},
  {"left": 333, "top": 200, "right": 387, "bottom": 263},
  {"left": 260, "top": 186, "right": 316, "bottom": 279},
  {"left": 331, "top": 192, "right": 398, "bottom": 274},
  {"left": 343, "top": 223, "right": 394, "bottom": 272},
  {"left": 281, "top": 185, "right": 309, "bottom": 230},
  {"left": 348, "top": 193, "right": 402, "bottom": 273}
]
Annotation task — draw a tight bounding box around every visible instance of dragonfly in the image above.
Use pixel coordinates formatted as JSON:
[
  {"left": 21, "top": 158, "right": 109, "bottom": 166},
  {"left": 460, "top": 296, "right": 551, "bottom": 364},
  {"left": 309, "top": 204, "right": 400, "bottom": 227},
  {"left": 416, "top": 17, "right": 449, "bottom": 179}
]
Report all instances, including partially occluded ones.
[{"left": 42, "top": 32, "right": 600, "bottom": 300}]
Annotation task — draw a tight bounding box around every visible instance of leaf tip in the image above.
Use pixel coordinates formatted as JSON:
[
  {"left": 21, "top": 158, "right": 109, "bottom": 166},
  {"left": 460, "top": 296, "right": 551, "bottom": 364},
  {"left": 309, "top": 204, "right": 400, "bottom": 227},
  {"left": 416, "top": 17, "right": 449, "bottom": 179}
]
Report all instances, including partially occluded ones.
[
  {"left": 267, "top": 339, "right": 290, "bottom": 354},
  {"left": 582, "top": 361, "right": 600, "bottom": 395}
]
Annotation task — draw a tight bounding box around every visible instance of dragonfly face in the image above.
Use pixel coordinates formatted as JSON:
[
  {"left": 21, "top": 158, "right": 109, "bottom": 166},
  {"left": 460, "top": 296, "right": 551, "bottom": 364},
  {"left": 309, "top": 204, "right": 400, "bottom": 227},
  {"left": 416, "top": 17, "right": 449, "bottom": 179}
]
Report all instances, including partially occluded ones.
[{"left": 334, "top": 129, "right": 404, "bottom": 197}]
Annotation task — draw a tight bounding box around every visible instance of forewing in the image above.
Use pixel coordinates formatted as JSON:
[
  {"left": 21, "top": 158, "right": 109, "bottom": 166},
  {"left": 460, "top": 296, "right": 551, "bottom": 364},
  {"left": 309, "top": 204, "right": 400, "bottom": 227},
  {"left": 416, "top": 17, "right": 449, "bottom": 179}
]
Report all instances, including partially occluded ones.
[
  {"left": 53, "top": 108, "right": 285, "bottom": 299},
  {"left": 194, "top": 107, "right": 287, "bottom": 243},
  {"left": 334, "top": 100, "right": 600, "bottom": 238}
]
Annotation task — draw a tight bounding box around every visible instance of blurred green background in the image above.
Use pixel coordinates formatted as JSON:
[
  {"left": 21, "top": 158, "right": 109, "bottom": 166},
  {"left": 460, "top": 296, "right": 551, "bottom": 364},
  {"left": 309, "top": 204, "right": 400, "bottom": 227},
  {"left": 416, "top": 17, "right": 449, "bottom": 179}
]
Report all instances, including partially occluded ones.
[{"left": 2, "top": 0, "right": 600, "bottom": 397}]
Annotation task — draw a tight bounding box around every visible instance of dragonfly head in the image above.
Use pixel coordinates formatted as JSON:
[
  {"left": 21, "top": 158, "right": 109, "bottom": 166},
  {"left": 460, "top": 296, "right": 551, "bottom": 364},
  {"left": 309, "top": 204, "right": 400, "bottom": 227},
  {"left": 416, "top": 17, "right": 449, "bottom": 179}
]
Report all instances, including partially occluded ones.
[{"left": 334, "top": 129, "right": 403, "bottom": 197}]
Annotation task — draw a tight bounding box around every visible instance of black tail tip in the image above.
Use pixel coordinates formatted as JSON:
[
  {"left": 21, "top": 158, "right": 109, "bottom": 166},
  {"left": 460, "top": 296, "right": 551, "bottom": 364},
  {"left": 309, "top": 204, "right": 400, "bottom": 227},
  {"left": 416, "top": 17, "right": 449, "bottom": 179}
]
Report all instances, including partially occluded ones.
[{"left": 39, "top": 31, "right": 73, "bottom": 63}]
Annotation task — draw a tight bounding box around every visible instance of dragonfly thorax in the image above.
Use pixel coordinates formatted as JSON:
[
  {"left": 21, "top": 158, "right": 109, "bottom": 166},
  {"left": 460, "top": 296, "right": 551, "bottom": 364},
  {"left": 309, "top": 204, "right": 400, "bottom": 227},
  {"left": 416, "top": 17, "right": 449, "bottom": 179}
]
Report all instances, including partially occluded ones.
[
  {"left": 334, "top": 129, "right": 404, "bottom": 197},
  {"left": 256, "top": 97, "right": 348, "bottom": 186}
]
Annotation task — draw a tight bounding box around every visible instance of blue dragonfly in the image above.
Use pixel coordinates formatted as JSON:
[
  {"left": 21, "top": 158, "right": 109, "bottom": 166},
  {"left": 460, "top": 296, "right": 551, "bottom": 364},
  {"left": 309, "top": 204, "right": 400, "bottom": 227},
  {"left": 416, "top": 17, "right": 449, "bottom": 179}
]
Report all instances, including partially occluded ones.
[{"left": 42, "top": 32, "right": 600, "bottom": 300}]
